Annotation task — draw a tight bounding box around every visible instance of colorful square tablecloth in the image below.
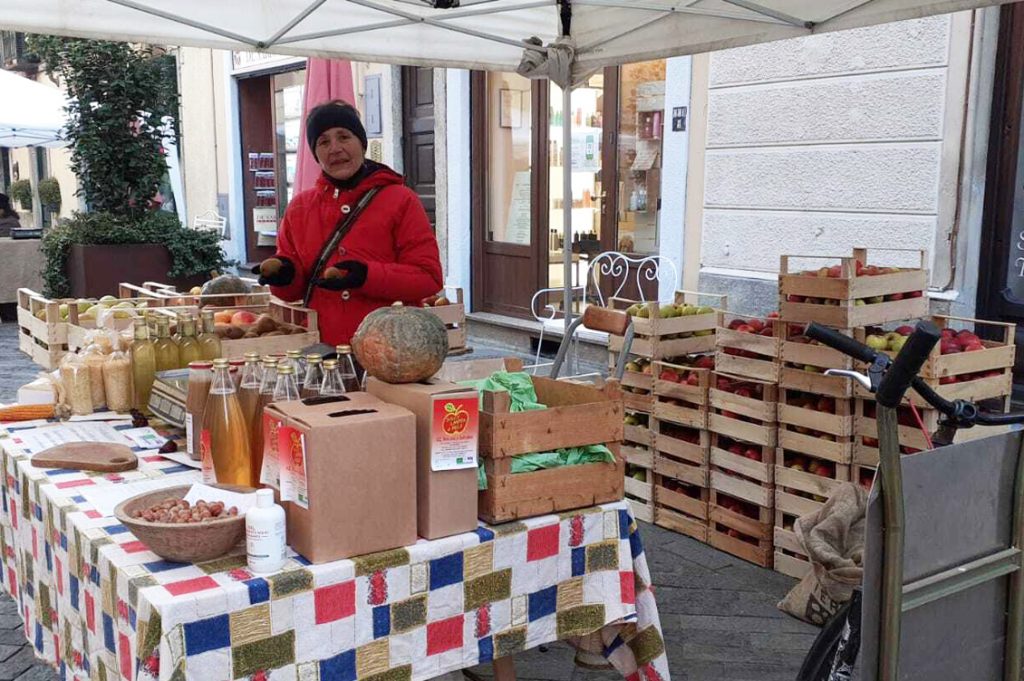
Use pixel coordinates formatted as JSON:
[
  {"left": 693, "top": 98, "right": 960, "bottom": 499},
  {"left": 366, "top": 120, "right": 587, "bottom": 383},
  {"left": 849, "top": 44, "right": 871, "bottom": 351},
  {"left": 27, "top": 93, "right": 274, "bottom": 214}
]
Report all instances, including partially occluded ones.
[{"left": 0, "top": 419, "right": 671, "bottom": 681}]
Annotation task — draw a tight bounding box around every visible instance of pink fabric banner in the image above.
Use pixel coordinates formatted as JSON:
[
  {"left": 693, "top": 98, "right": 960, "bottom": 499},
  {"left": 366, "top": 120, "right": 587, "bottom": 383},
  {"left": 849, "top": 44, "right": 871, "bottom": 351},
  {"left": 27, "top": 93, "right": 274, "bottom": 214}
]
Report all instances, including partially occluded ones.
[{"left": 294, "top": 58, "right": 356, "bottom": 195}]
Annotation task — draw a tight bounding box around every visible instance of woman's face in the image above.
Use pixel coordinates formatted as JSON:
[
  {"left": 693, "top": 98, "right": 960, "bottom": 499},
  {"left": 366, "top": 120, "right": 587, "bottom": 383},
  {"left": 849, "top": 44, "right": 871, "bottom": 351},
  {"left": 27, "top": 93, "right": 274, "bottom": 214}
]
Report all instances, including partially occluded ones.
[{"left": 316, "top": 127, "right": 365, "bottom": 181}]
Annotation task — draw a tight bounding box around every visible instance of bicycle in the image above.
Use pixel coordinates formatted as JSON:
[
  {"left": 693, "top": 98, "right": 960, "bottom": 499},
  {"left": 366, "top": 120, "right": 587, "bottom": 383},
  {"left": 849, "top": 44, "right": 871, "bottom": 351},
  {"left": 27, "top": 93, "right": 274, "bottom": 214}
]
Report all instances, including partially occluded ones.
[{"left": 796, "top": 320, "right": 1024, "bottom": 681}]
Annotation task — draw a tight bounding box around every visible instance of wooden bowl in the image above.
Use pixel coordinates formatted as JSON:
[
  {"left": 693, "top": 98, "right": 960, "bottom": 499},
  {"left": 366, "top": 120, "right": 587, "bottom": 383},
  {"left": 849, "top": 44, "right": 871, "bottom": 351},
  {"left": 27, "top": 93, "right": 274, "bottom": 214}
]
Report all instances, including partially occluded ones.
[{"left": 114, "top": 484, "right": 252, "bottom": 563}]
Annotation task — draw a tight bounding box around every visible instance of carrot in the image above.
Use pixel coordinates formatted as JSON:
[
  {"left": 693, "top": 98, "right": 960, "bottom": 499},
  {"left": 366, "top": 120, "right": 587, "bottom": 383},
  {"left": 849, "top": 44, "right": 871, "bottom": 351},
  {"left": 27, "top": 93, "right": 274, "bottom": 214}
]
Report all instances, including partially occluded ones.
[{"left": 0, "top": 404, "right": 56, "bottom": 422}]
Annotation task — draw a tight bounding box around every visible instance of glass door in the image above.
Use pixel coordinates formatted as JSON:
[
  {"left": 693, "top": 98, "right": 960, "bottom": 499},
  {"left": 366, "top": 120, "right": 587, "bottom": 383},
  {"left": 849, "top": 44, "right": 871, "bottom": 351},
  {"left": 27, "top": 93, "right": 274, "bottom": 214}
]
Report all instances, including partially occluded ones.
[{"left": 548, "top": 74, "right": 605, "bottom": 294}]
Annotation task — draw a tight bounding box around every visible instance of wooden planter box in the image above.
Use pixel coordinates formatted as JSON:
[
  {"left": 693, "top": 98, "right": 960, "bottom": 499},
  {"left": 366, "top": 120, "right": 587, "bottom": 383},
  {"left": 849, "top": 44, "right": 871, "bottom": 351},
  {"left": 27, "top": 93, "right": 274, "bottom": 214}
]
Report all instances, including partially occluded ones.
[
  {"left": 478, "top": 378, "right": 625, "bottom": 523},
  {"left": 715, "top": 313, "right": 781, "bottom": 383},
  {"left": 15, "top": 288, "right": 69, "bottom": 369},
  {"left": 778, "top": 247, "right": 928, "bottom": 327},
  {"left": 67, "top": 244, "right": 206, "bottom": 299}
]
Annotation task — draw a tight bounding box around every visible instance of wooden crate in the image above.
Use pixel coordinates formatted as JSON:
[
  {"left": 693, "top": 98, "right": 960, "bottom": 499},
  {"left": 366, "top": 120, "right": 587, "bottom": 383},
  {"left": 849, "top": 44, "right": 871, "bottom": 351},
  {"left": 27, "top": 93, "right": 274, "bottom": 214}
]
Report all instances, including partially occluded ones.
[
  {"left": 777, "top": 422, "right": 854, "bottom": 465},
  {"left": 779, "top": 322, "right": 856, "bottom": 398},
  {"left": 607, "top": 291, "right": 724, "bottom": 359},
  {"left": 622, "top": 441, "right": 654, "bottom": 469},
  {"left": 624, "top": 412, "right": 653, "bottom": 448},
  {"left": 134, "top": 279, "right": 270, "bottom": 307},
  {"left": 16, "top": 288, "right": 70, "bottom": 370},
  {"left": 621, "top": 361, "right": 656, "bottom": 413},
  {"left": 715, "top": 313, "right": 781, "bottom": 383},
  {"left": 773, "top": 522, "right": 812, "bottom": 579},
  {"left": 168, "top": 299, "right": 320, "bottom": 360},
  {"left": 779, "top": 248, "right": 929, "bottom": 327},
  {"left": 852, "top": 397, "right": 1011, "bottom": 466},
  {"left": 66, "top": 296, "right": 174, "bottom": 352},
  {"left": 852, "top": 464, "right": 877, "bottom": 492},
  {"left": 775, "top": 448, "right": 851, "bottom": 519},
  {"left": 777, "top": 389, "right": 854, "bottom": 439},
  {"left": 852, "top": 367, "right": 1014, "bottom": 407},
  {"left": 653, "top": 469, "right": 709, "bottom": 542},
  {"left": 421, "top": 286, "right": 468, "bottom": 353},
  {"left": 708, "top": 488, "right": 774, "bottom": 568},
  {"left": 653, "top": 420, "right": 709, "bottom": 467},
  {"left": 709, "top": 433, "right": 774, "bottom": 486},
  {"left": 708, "top": 372, "right": 778, "bottom": 448},
  {"left": 624, "top": 466, "right": 654, "bottom": 524},
  {"left": 653, "top": 360, "right": 711, "bottom": 405},
  {"left": 478, "top": 378, "right": 625, "bottom": 523}
]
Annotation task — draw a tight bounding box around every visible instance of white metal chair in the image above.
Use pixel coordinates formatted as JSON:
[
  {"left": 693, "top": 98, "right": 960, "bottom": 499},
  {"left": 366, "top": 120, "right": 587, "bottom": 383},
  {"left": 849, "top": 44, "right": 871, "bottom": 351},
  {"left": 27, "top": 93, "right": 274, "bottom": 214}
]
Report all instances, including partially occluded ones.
[{"left": 191, "top": 210, "right": 228, "bottom": 239}]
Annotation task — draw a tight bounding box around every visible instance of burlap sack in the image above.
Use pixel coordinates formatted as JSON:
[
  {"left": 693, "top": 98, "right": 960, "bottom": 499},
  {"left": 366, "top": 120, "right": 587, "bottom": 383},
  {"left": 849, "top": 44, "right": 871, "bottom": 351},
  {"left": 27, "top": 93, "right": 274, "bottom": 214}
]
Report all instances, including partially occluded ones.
[{"left": 779, "top": 483, "right": 868, "bottom": 625}]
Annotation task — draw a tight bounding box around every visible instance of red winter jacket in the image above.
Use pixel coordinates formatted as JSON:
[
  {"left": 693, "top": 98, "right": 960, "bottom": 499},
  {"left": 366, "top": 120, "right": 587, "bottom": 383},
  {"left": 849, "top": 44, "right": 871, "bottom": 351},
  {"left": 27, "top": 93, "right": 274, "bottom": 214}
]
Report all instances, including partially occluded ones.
[{"left": 270, "top": 165, "right": 443, "bottom": 345}]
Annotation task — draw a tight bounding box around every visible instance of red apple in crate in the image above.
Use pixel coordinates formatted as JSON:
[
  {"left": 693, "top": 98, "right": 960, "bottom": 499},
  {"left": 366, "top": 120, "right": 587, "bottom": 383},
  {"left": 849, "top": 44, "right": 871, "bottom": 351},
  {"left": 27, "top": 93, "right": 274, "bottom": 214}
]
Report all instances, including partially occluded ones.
[
  {"left": 828, "top": 265, "right": 842, "bottom": 278},
  {"left": 659, "top": 369, "right": 678, "bottom": 382},
  {"left": 855, "top": 260, "right": 865, "bottom": 276},
  {"left": 963, "top": 341, "right": 984, "bottom": 352},
  {"left": 863, "top": 436, "right": 879, "bottom": 447},
  {"left": 694, "top": 356, "right": 715, "bottom": 369},
  {"left": 908, "top": 291, "right": 924, "bottom": 298},
  {"left": 887, "top": 292, "right": 904, "bottom": 301},
  {"left": 728, "top": 319, "right": 746, "bottom": 330},
  {"left": 747, "top": 319, "right": 765, "bottom": 333},
  {"left": 744, "top": 447, "right": 762, "bottom": 462},
  {"left": 736, "top": 387, "right": 753, "bottom": 399},
  {"left": 736, "top": 324, "right": 754, "bottom": 333},
  {"left": 895, "top": 325, "right": 914, "bottom": 336},
  {"left": 939, "top": 376, "right": 959, "bottom": 385},
  {"left": 759, "top": 326, "right": 774, "bottom": 337},
  {"left": 717, "top": 378, "right": 732, "bottom": 391},
  {"left": 728, "top": 444, "right": 744, "bottom": 456},
  {"left": 940, "top": 339, "right": 961, "bottom": 355}
]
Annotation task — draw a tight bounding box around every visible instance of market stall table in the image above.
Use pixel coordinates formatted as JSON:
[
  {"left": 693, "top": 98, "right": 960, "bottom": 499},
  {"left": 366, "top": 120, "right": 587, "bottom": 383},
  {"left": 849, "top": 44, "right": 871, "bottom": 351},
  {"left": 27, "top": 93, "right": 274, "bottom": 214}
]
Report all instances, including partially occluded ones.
[
  {"left": 0, "top": 417, "right": 671, "bottom": 681},
  {"left": 0, "top": 238, "right": 44, "bottom": 305}
]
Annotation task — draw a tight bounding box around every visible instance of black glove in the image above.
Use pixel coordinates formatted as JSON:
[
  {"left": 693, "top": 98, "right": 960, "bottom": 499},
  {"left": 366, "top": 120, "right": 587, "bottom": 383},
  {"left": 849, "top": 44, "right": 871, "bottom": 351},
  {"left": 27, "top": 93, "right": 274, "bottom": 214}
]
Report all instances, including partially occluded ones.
[
  {"left": 251, "top": 256, "right": 296, "bottom": 287},
  {"left": 315, "top": 260, "right": 368, "bottom": 291}
]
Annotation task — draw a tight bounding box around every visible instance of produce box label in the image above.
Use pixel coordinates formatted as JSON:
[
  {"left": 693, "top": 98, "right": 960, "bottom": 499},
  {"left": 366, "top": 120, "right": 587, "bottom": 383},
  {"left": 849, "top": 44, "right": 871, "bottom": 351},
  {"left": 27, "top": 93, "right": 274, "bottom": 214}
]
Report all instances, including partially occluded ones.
[
  {"left": 260, "top": 413, "right": 282, "bottom": 490},
  {"left": 430, "top": 394, "right": 479, "bottom": 472},
  {"left": 277, "top": 425, "right": 308, "bottom": 508},
  {"left": 199, "top": 429, "right": 215, "bottom": 484}
]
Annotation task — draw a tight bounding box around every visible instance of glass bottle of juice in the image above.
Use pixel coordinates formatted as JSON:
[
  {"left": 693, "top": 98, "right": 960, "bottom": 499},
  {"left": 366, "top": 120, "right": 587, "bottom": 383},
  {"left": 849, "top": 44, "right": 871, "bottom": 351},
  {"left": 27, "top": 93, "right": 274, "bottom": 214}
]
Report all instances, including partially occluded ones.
[
  {"left": 198, "top": 310, "right": 222, "bottom": 360},
  {"left": 273, "top": 365, "right": 301, "bottom": 402},
  {"left": 336, "top": 345, "right": 361, "bottom": 393},
  {"left": 238, "top": 354, "right": 262, "bottom": 436},
  {"left": 177, "top": 316, "right": 203, "bottom": 368},
  {"left": 153, "top": 318, "right": 180, "bottom": 373},
  {"left": 130, "top": 321, "right": 157, "bottom": 411},
  {"left": 320, "top": 359, "right": 345, "bottom": 396},
  {"left": 249, "top": 358, "right": 279, "bottom": 484},
  {"left": 200, "top": 358, "right": 252, "bottom": 486},
  {"left": 301, "top": 355, "right": 324, "bottom": 399},
  {"left": 185, "top": 361, "right": 213, "bottom": 461}
]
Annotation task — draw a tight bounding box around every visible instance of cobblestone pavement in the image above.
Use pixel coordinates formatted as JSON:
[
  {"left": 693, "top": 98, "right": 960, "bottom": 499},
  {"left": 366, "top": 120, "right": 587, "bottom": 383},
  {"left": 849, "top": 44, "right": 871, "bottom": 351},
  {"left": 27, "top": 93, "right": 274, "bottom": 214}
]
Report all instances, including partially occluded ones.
[{"left": 0, "top": 322, "right": 818, "bottom": 680}]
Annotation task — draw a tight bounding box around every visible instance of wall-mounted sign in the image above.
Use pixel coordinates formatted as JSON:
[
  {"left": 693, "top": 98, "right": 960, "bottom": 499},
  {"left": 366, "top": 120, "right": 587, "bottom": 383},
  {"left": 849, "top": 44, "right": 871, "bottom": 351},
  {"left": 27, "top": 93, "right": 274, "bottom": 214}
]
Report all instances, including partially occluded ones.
[
  {"left": 672, "top": 106, "right": 687, "bottom": 132},
  {"left": 231, "top": 51, "right": 305, "bottom": 75},
  {"left": 363, "top": 74, "right": 383, "bottom": 137}
]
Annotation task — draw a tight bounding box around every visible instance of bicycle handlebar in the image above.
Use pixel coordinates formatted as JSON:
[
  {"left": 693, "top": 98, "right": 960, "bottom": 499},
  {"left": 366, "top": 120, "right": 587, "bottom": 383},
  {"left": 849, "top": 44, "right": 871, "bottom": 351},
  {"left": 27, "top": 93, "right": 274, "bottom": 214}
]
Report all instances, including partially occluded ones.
[{"left": 804, "top": 321, "right": 1024, "bottom": 427}]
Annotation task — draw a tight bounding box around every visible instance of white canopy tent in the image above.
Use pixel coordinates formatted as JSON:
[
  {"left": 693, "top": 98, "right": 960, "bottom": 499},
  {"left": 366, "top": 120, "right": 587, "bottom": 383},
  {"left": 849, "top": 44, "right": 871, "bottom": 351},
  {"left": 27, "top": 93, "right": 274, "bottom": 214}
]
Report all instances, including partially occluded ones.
[
  {"left": 0, "top": 0, "right": 1013, "bottom": 325},
  {"left": 0, "top": 68, "right": 66, "bottom": 148}
]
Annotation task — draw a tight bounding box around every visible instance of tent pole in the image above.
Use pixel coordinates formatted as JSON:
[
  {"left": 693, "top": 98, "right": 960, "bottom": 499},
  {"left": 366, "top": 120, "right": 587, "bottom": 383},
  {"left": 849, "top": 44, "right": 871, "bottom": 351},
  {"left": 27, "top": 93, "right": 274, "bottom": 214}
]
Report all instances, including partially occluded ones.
[{"left": 562, "top": 83, "right": 573, "bottom": 335}]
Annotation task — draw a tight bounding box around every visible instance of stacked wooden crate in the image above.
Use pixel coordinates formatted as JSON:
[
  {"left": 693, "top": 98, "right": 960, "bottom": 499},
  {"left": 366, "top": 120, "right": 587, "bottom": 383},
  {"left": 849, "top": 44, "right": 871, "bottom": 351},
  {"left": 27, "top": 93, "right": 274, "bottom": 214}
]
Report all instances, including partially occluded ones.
[
  {"left": 774, "top": 248, "right": 929, "bottom": 577},
  {"left": 609, "top": 291, "right": 722, "bottom": 525},
  {"left": 16, "top": 289, "right": 69, "bottom": 370}
]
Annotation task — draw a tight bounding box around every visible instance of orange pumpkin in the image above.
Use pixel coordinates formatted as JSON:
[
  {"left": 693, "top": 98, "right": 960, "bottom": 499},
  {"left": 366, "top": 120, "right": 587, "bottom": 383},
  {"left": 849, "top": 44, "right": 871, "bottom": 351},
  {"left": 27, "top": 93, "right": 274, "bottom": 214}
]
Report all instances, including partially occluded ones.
[{"left": 352, "top": 302, "right": 449, "bottom": 383}]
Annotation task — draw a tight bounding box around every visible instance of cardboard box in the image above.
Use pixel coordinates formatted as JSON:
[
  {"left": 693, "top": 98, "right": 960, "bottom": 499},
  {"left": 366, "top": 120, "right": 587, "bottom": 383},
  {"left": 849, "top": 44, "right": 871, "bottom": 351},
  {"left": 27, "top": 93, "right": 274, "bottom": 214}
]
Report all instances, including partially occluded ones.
[
  {"left": 367, "top": 378, "right": 479, "bottom": 540},
  {"left": 263, "top": 393, "right": 417, "bottom": 563}
]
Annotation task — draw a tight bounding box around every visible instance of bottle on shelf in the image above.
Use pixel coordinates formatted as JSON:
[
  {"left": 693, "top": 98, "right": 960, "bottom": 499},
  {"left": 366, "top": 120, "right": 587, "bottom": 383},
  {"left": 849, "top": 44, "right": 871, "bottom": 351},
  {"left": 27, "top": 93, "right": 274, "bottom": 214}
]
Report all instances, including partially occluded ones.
[
  {"left": 200, "top": 358, "right": 252, "bottom": 486},
  {"left": 335, "top": 345, "right": 362, "bottom": 393},
  {"left": 130, "top": 321, "right": 156, "bottom": 412},
  {"left": 185, "top": 360, "right": 214, "bottom": 461},
  {"left": 198, "top": 310, "right": 222, "bottom": 360},
  {"left": 177, "top": 316, "right": 203, "bottom": 368},
  {"left": 153, "top": 318, "right": 180, "bottom": 373},
  {"left": 320, "top": 359, "right": 346, "bottom": 396},
  {"left": 301, "top": 354, "right": 324, "bottom": 399}
]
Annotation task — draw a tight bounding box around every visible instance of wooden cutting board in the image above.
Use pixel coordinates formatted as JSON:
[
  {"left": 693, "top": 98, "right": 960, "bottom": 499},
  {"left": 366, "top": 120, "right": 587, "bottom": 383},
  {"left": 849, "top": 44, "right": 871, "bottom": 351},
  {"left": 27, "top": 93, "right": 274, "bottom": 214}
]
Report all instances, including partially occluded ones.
[{"left": 33, "top": 442, "right": 139, "bottom": 472}]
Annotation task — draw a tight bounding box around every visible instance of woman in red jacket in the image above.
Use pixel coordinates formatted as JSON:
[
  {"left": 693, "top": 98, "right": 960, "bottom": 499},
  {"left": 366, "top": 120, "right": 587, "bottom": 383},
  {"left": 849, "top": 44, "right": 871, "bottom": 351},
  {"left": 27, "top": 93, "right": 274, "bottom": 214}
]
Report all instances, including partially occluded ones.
[{"left": 252, "top": 100, "right": 443, "bottom": 345}]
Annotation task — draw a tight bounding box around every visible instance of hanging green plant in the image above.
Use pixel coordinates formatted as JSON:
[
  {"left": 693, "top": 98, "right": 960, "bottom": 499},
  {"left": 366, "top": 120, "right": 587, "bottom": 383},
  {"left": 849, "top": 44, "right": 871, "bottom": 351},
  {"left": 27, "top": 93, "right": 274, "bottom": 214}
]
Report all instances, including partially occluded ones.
[
  {"left": 9, "top": 180, "right": 32, "bottom": 211},
  {"left": 37, "top": 178, "right": 61, "bottom": 211}
]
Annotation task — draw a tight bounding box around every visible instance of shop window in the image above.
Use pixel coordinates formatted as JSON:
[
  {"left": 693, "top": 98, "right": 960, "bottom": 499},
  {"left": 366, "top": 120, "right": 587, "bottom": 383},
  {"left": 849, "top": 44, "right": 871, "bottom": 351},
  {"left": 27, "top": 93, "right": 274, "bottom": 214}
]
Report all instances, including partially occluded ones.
[
  {"left": 273, "top": 70, "right": 305, "bottom": 216},
  {"left": 485, "top": 72, "right": 532, "bottom": 245},
  {"left": 616, "top": 61, "right": 666, "bottom": 255}
]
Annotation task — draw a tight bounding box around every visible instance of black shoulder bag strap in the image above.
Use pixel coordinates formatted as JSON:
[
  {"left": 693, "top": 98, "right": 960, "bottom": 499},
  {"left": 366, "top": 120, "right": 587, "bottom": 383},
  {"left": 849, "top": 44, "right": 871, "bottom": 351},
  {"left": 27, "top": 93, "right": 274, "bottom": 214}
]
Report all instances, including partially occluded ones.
[{"left": 302, "top": 186, "right": 382, "bottom": 307}]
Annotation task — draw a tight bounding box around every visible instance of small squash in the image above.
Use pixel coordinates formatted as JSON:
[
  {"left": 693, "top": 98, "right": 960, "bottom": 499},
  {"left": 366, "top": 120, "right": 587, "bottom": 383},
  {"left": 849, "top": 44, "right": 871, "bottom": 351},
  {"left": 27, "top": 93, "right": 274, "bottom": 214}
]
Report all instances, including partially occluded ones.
[{"left": 352, "top": 302, "right": 448, "bottom": 384}]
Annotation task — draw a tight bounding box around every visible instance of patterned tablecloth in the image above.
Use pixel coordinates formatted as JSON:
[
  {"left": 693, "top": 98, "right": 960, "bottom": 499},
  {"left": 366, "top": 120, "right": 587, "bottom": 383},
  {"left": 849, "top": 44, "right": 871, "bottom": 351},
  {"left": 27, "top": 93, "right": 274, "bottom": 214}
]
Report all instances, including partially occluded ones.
[{"left": 0, "top": 418, "right": 671, "bottom": 681}]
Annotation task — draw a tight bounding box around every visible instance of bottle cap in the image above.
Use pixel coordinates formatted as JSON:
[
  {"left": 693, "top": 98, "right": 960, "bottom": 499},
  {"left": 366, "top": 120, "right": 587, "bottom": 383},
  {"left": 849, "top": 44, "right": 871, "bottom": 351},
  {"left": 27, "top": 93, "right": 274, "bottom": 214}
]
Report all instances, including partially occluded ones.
[
  {"left": 323, "top": 359, "right": 338, "bottom": 369},
  {"left": 244, "top": 352, "right": 260, "bottom": 361},
  {"left": 286, "top": 350, "right": 301, "bottom": 358},
  {"left": 262, "top": 357, "right": 278, "bottom": 367},
  {"left": 306, "top": 354, "right": 322, "bottom": 363},
  {"left": 256, "top": 488, "right": 274, "bottom": 508},
  {"left": 277, "top": 365, "right": 295, "bottom": 375},
  {"left": 336, "top": 345, "right": 352, "bottom": 354},
  {"left": 212, "top": 358, "right": 230, "bottom": 368}
]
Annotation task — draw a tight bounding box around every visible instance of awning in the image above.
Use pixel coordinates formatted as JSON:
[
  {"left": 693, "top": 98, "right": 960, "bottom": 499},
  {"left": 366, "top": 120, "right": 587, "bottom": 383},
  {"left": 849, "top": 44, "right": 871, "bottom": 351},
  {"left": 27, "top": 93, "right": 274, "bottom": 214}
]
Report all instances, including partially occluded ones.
[
  {"left": 0, "top": 1, "right": 1014, "bottom": 83},
  {"left": 0, "top": 69, "right": 66, "bottom": 148}
]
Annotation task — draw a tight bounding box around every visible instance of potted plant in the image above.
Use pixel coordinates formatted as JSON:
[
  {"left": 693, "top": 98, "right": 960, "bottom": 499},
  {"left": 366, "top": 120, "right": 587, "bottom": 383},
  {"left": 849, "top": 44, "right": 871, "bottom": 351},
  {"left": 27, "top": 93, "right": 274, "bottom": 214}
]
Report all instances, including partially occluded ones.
[
  {"left": 37, "top": 178, "right": 61, "bottom": 212},
  {"left": 30, "top": 36, "right": 229, "bottom": 298},
  {"left": 9, "top": 179, "right": 32, "bottom": 211}
]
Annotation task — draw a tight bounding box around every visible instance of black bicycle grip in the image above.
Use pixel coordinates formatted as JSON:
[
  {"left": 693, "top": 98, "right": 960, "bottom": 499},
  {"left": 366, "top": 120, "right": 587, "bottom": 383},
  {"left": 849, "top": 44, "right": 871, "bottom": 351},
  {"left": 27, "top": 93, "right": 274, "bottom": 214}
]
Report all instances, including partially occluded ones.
[
  {"left": 805, "top": 322, "right": 878, "bottom": 363},
  {"left": 876, "top": 320, "right": 941, "bottom": 408}
]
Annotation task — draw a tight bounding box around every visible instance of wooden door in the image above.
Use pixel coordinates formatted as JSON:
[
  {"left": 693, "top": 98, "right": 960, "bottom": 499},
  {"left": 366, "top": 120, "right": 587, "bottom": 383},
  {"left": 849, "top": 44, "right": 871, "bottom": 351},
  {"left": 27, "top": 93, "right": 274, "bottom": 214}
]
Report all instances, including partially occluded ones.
[
  {"left": 977, "top": 1, "right": 1024, "bottom": 392},
  {"left": 470, "top": 72, "right": 546, "bottom": 318},
  {"left": 402, "top": 66, "right": 436, "bottom": 229}
]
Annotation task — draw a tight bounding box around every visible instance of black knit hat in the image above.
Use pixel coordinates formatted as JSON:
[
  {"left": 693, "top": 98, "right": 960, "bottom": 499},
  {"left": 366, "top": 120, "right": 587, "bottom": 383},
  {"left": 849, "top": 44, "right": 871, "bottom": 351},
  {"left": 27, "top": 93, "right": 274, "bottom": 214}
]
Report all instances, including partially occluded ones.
[{"left": 306, "top": 101, "right": 368, "bottom": 157}]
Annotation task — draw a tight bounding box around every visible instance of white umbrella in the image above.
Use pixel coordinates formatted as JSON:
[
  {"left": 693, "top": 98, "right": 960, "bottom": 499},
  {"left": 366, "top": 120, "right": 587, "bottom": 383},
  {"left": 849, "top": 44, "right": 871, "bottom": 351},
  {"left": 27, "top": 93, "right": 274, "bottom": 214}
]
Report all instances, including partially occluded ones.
[{"left": 0, "top": 69, "right": 67, "bottom": 148}]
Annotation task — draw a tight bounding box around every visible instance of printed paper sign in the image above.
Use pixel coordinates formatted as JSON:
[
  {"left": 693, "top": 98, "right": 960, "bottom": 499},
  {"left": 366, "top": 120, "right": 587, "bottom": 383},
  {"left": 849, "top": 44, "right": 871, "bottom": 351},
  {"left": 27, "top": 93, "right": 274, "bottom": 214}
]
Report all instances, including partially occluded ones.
[
  {"left": 430, "top": 395, "right": 479, "bottom": 472},
  {"left": 199, "top": 430, "right": 215, "bottom": 484},
  {"left": 259, "top": 413, "right": 282, "bottom": 489},
  {"left": 277, "top": 425, "right": 308, "bottom": 508},
  {"left": 120, "top": 427, "right": 167, "bottom": 451}
]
